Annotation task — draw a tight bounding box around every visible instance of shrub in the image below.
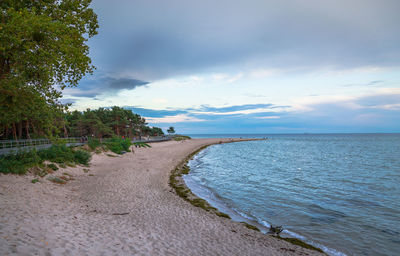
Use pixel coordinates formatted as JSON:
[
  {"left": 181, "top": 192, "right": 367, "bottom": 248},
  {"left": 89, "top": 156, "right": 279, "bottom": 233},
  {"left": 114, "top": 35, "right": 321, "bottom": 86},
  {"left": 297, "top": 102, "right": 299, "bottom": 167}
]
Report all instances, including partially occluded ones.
[
  {"left": 88, "top": 138, "right": 101, "bottom": 150},
  {"left": 38, "top": 144, "right": 75, "bottom": 163},
  {"left": 74, "top": 149, "right": 91, "bottom": 165},
  {"left": 173, "top": 135, "right": 191, "bottom": 141},
  {"left": 0, "top": 149, "right": 41, "bottom": 174},
  {"left": 47, "top": 163, "right": 59, "bottom": 171},
  {"left": 133, "top": 142, "right": 151, "bottom": 148},
  {"left": 104, "top": 137, "right": 131, "bottom": 154},
  {"left": 0, "top": 157, "right": 26, "bottom": 174},
  {"left": 1, "top": 143, "right": 92, "bottom": 174}
]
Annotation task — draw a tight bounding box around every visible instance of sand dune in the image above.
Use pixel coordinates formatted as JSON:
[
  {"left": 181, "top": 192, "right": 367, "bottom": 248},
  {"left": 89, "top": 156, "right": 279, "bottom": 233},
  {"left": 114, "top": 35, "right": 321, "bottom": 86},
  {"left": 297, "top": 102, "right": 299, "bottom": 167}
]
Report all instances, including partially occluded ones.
[{"left": 0, "top": 138, "right": 324, "bottom": 255}]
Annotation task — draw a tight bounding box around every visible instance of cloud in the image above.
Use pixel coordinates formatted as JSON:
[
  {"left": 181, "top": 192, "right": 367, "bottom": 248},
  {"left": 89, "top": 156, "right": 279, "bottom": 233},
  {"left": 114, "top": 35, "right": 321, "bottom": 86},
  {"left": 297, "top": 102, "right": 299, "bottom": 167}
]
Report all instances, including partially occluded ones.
[
  {"left": 90, "top": 0, "right": 400, "bottom": 80},
  {"left": 197, "top": 104, "right": 275, "bottom": 113},
  {"left": 124, "top": 107, "right": 188, "bottom": 118},
  {"left": 128, "top": 91, "right": 400, "bottom": 133},
  {"left": 59, "top": 98, "right": 77, "bottom": 105},
  {"left": 146, "top": 114, "right": 206, "bottom": 123},
  {"left": 64, "top": 77, "right": 149, "bottom": 98},
  {"left": 343, "top": 80, "right": 386, "bottom": 87}
]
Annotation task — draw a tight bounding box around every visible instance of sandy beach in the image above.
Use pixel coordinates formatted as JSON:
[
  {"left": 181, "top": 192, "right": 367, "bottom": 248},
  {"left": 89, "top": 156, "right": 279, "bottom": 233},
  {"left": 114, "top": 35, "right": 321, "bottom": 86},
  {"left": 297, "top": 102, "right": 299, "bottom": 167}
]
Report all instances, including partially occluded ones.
[{"left": 0, "top": 138, "right": 324, "bottom": 255}]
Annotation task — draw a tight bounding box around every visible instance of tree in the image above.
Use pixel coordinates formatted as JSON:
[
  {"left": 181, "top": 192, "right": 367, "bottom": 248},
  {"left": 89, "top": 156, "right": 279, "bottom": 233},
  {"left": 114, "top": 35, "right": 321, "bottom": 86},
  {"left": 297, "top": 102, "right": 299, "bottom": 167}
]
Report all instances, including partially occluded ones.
[
  {"left": 0, "top": 0, "right": 98, "bottom": 139},
  {"left": 167, "top": 126, "right": 175, "bottom": 135}
]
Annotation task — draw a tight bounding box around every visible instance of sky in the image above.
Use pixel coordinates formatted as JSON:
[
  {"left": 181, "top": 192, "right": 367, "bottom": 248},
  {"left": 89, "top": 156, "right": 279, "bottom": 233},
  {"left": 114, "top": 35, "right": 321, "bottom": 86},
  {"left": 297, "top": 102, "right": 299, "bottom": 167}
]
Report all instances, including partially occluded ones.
[{"left": 63, "top": 0, "right": 400, "bottom": 134}]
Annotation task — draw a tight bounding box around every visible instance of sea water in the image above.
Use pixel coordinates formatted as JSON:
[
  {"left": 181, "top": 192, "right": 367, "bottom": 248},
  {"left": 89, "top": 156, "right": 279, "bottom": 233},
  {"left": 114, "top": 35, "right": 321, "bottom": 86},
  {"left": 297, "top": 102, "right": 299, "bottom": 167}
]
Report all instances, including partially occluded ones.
[{"left": 184, "top": 134, "right": 400, "bottom": 256}]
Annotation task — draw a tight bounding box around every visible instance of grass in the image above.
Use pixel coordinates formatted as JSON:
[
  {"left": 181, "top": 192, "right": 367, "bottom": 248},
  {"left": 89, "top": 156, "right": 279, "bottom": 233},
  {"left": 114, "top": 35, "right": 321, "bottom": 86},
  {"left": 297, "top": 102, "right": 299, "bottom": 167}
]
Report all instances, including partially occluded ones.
[
  {"left": 0, "top": 143, "right": 91, "bottom": 175},
  {"left": 104, "top": 137, "right": 132, "bottom": 154},
  {"left": 133, "top": 142, "right": 151, "bottom": 148},
  {"left": 47, "top": 163, "right": 58, "bottom": 171},
  {"left": 31, "top": 178, "right": 39, "bottom": 184},
  {"left": 173, "top": 135, "right": 191, "bottom": 141},
  {"left": 88, "top": 138, "right": 101, "bottom": 150}
]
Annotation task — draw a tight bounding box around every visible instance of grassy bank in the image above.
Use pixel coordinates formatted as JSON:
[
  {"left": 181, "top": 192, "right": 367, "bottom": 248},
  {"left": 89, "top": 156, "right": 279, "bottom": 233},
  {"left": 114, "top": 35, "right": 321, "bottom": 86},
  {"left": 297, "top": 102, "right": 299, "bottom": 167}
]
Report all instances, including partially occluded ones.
[{"left": 0, "top": 136, "right": 134, "bottom": 175}]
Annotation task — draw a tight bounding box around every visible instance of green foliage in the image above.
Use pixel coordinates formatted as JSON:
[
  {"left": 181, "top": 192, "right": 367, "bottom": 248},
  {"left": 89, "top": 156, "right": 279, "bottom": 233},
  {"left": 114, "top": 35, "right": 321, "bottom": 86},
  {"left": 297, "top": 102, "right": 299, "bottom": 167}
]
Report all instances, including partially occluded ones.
[
  {"left": 0, "top": 0, "right": 99, "bottom": 140},
  {"left": 133, "top": 142, "right": 151, "bottom": 148},
  {"left": 88, "top": 137, "right": 101, "bottom": 150},
  {"left": 31, "top": 178, "right": 39, "bottom": 184},
  {"left": 38, "top": 144, "right": 75, "bottom": 163},
  {"left": 0, "top": 149, "right": 41, "bottom": 174},
  {"left": 174, "top": 135, "right": 191, "bottom": 141},
  {"left": 74, "top": 149, "right": 91, "bottom": 165},
  {"left": 167, "top": 126, "right": 175, "bottom": 134},
  {"left": 47, "top": 163, "right": 58, "bottom": 171},
  {"left": 104, "top": 136, "right": 131, "bottom": 154},
  {"left": 0, "top": 143, "right": 91, "bottom": 174}
]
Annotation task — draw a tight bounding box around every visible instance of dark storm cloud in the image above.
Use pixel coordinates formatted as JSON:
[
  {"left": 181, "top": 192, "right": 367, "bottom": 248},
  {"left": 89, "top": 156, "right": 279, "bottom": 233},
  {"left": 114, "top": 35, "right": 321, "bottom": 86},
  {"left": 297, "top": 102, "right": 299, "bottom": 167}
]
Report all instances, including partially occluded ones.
[
  {"left": 90, "top": 0, "right": 400, "bottom": 80},
  {"left": 65, "top": 77, "right": 149, "bottom": 97}
]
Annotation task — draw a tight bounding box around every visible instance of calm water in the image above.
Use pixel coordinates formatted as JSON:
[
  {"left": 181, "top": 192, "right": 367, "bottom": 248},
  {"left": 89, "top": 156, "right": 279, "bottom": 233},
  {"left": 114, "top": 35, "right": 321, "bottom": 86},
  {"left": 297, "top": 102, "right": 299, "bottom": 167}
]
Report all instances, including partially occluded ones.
[{"left": 184, "top": 134, "right": 400, "bottom": 256}]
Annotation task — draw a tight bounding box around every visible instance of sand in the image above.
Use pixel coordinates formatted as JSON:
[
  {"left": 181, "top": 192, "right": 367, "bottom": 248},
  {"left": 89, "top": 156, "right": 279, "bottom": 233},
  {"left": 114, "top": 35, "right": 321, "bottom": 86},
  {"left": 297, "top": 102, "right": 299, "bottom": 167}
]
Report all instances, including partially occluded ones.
[{"left": 0, "top": 138, "right": 324, "bottom": 255}]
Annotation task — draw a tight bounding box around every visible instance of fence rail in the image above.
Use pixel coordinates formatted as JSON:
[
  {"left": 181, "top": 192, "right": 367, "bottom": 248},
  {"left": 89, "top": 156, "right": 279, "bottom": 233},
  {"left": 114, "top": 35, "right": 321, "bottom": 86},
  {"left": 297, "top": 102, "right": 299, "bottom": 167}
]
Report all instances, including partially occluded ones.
[{"left": 0, "top": 136, "right": 172, "bottom": 156}]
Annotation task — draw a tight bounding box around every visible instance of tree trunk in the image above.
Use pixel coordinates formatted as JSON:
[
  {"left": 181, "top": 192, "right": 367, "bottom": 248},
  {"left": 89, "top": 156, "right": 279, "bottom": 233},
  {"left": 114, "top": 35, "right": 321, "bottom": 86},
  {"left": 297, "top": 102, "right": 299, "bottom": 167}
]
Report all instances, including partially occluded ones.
[
  {"left": 12, "top": 123, "right": 17, "bottom": 141},
  {"left": 25, "top": 120, "right": 31, "bottom": 140},
  {"left": 116, "top": 116, "right": 120, "bottom": 136},
  {"left": 31, "top": 122, "right": 37, "bottom": 136},
  {"left": 63, "top": 122, "right": 68, "bottom": 138},
  {"left": 18, "top": 122, "right": 23, "bottom": 139}
]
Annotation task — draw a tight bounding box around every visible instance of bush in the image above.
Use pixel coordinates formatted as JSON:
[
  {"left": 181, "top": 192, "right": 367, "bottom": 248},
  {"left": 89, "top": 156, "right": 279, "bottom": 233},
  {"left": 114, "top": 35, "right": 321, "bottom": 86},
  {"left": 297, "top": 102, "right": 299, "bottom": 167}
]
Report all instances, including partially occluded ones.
[
  {"left": 0, "top": 149, "right": 41, "bottom": 174},
  {"left": 73, "top": 149, "right": 91, "bottom": 165},
  {"left": 173, "top": 135, "right": 191, "bottom": 141},
  {"left": 133, "top": 142, "right": 151, "bottom": 148},
  {"left": 88, "top": 138, "right": 101, "bottom": 150},
  {"left": 47, "top": 163, "right": 59, "bottom": 171},
  {"left": 104, "top": 137, "right": 131, "bottom": 154},
  {"left": 38, "top": 144, "right": 75, "bottom": 163},
  {"left": 0, "top": 143, "right": 92, "bottom": 174}
]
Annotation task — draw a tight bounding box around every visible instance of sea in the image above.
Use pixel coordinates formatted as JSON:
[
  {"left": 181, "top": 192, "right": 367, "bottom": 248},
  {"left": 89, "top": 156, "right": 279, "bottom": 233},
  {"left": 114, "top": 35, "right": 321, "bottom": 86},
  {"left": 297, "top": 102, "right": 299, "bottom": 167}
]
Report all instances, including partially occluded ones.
[{"left": 183, "top": 134, "right": 400, "bottom": 256}]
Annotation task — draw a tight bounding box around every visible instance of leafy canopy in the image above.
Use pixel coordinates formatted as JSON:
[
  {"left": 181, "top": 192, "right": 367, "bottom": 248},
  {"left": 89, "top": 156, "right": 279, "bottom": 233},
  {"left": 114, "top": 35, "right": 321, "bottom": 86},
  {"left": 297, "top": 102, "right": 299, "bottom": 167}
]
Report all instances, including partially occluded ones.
[{"left": 0, "top": 0, "right": 98, "bottom": 137}]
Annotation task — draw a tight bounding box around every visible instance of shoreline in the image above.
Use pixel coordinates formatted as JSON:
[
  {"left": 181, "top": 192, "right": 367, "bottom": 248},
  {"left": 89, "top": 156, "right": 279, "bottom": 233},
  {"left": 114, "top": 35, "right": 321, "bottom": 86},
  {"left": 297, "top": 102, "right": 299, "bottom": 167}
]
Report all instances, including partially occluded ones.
[
  {"left": 0, "top": 138, "right": 324, "bottom": 255},
  {"left": 170, "top": 139, "right": 324, "bottom": 253}
]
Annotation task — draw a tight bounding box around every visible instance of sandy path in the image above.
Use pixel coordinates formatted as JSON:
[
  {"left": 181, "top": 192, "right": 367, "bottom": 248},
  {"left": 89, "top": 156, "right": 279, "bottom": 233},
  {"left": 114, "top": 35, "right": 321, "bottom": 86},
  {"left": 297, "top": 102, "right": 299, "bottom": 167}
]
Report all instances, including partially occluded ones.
[{"left": 0, "top": 138, "right": 323, "bottom": 255}]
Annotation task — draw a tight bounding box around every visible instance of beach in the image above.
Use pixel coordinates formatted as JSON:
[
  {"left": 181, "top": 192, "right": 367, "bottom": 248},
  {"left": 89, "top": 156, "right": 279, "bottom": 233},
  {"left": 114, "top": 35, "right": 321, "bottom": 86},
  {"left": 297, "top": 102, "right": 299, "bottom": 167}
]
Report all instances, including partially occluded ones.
[{"left": 0, "top": 138, "right": 324, "bottom": 255}]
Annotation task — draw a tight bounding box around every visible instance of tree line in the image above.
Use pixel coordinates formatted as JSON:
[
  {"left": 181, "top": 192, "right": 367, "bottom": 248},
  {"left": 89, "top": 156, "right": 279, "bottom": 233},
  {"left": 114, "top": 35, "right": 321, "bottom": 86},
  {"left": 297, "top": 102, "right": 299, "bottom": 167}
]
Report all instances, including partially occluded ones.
[{"left": 0, "top": 106, "right": 164, "bottom": 140}]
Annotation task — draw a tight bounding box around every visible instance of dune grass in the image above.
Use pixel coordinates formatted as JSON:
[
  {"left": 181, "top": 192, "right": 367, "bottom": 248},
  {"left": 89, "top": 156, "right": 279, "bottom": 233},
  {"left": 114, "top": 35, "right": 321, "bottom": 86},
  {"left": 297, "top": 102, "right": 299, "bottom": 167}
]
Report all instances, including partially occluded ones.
[{"left": 0, "top": 144, "right": 91, "bottom": 175}]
